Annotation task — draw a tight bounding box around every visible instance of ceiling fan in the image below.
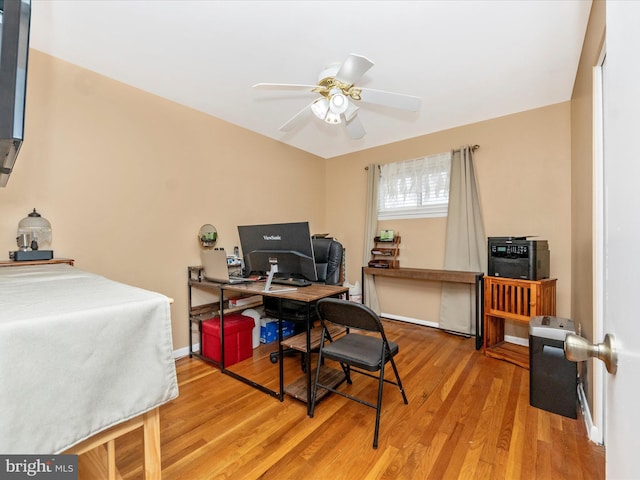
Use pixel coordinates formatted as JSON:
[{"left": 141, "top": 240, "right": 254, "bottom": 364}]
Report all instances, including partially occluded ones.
[{"left": 253, "top": 54, "right": 421, "bottom": 140}]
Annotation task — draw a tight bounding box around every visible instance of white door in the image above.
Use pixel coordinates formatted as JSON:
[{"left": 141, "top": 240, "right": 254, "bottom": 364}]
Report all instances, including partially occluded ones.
[{"left": 601, "top": 2, "right": 640, "bottom": 478}]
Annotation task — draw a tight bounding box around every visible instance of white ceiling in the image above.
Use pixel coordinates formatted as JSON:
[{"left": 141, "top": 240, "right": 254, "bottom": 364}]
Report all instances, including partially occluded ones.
[{"left": 28, "top": 0, "right": 592, "bottom": 159}]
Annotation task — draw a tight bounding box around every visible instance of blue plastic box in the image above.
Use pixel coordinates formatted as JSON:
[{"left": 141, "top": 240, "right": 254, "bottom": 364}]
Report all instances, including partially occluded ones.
[{"left": 259, "top": 318, "right": 296, "bottom": 344}]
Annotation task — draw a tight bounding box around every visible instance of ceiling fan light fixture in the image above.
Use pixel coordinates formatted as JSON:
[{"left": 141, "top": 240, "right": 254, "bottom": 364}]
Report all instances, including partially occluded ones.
[
  {"left": 312, "top": 94, "right": 343, "bottom": 124},
  {"left": 328, "top": 90, "right": 349, "bottom": 115},
  {"left": 325, "top": 111, "right": 342, "bottom": 124},
  {"left": 311, "top": 98, "right": 329, "bottom": 120}
]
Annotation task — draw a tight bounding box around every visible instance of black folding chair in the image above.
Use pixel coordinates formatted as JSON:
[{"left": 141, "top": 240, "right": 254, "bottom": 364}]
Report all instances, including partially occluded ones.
[{"left": 310, "top": 298, "right": 408, "bottom": 449}]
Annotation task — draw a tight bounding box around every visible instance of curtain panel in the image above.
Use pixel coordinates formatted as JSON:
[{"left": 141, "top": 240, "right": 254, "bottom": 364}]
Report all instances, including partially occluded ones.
[
  {"left": 363, "top": 164, "right": 381, "bottom": 314},
  {"left": 439, "top": 146, "right": 486, "bottom": 334}
]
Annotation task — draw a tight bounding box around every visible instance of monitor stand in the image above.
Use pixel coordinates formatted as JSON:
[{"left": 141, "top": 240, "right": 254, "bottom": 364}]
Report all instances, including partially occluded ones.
[
  {"left": 263, "top": 263, "right": 278, "bottom": 292},
  {"left": 262, "top": 263, "right": 296, "bottom": 293}
]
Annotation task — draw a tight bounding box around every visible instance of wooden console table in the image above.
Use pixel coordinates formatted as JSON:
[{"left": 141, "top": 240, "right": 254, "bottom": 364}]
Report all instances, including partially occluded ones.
[{"left": 362, "top": 267, "right": 485, "bottom": 349}]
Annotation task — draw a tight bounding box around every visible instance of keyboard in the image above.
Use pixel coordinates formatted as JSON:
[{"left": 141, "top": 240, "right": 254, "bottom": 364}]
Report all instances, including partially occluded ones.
[{"left": 272, "top": 277, "right": 312, "bottom": 287}]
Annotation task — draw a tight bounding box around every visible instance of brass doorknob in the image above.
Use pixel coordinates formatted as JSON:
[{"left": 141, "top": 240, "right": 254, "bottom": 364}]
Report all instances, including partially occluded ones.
[{"left": 564, "top": 333, "right": 618, "bottom": 374}]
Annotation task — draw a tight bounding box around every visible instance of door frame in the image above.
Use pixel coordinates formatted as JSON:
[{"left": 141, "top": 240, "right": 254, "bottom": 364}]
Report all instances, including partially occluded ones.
[{"left": 589, "top": 45, "right": 606, "bottom": 445}]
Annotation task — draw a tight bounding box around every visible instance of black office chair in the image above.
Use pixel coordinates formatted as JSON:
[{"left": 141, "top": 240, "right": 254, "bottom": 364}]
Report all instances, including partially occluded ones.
[
  {"left": 310, "top": 298, "right": 408, "bottom": 449},
  {"left": 265, "top": 237, "right": 344, "bottom": 366}
]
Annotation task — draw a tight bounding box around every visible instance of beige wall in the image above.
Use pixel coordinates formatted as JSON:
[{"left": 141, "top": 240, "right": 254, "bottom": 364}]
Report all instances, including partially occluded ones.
[
  {"left": 327, "top": 103, "right": 573, "bottom": 338},
  {"left": 2, "top": 50, "right": 575, "bottom": 352},
  {"left": 570, "top": 0, "right": 605, "bottom": 413},
  {"left": 0, "top": 51, "right": 327, "bottom": 351}
]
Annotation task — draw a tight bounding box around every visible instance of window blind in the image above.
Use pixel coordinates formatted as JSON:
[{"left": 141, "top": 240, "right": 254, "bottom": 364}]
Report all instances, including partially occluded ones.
[{"left": 378, "top": 151, "right": 451, "bottom": 219}]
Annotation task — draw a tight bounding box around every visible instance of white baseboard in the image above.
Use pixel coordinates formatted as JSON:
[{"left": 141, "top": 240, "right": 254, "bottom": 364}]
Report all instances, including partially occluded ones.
[
  {"left": 173, "top": 344, "right": 198, "bottom": 360},
  {"left": 504, "top": 334, "right": 529, "bottom": 347},
  {"left": 379, "top": 313, "right": 532, "bottom": 347},
  {"left": 381, "top": 313, "right": 475, "bottom": 337},
  {"left": 578, "top": 382, "right": 603, "bottom": 445},
  {"left": 381, "top": 313, "right": 439, "bottom": 329}
]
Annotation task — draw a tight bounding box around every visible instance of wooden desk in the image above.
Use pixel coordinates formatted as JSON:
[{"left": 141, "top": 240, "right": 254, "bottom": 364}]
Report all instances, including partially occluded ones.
[
  {"left": 362, "top": 267, "right": 485, "bottom": 349},
  {"left": 220, "top": 282, "right": 349, "bottom": 414}
]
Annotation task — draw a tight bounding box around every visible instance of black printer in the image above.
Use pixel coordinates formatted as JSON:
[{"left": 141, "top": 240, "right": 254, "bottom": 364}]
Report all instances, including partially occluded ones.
[{"left": 488, "top": 237, "right": 550, "bottom": 280}]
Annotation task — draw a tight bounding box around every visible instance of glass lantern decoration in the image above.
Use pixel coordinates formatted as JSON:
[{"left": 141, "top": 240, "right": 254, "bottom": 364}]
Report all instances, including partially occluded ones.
[{"left": 11, "top": 208, "right": 54, "bottom": 261}]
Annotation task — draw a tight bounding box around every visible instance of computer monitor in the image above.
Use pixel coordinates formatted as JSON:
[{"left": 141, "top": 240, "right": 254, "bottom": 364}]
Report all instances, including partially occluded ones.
[{"left": 238, "top": 221, "right": 318, "bottom": 282}]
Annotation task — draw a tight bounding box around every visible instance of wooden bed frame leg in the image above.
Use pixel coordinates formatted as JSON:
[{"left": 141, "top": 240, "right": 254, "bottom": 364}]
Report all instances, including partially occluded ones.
[
  {"left": 107, "top": 440, "right": 116, "bottom": 480},
  {"left": 65, "top": 407, "right": 162, "bottom": 479},
  {"left": 143, "top": 408, "right": 162, "bottom": 480}
]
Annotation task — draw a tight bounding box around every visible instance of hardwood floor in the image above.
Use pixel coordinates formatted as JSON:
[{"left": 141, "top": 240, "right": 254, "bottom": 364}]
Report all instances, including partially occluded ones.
[{"left": 105, "top": 319, "right": 604, "bottom": 479}]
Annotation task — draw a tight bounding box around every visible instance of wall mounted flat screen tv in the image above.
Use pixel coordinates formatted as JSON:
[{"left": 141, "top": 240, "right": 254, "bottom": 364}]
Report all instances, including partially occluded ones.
[{"left": 0, "top": 0, "right": 31, "bottom": 187}]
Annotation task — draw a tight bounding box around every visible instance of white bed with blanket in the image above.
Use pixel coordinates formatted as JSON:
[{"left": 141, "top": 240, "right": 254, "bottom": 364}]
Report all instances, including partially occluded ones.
[{"left": 0, "top": 263, "right": 178, "bottom": 463}]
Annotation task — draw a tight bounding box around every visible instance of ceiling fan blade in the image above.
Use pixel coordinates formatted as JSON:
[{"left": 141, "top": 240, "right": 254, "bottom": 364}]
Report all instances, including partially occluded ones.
[
  {"left": 253, "top": 83, "right": 318, "bottom": 91},
  {"left": 359, "top": 88, "right": 421, "bottom": 111},
  {"left": 279, "top": 102, "right": 313, "bottom": 132},
  {"left": 335, "top": 54, "right": 374, "bottom": 85},
  {"left": 345, "top": 113, "right": 366, "bottom": 140},
  {"left": 344, "top": 101, "right": 359, "bottom": 122}
]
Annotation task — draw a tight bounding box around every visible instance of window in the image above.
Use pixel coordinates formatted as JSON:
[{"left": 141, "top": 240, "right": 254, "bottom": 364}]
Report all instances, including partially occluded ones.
[{"left": 378, "top": 152, "right": 452, "bottom": 219}]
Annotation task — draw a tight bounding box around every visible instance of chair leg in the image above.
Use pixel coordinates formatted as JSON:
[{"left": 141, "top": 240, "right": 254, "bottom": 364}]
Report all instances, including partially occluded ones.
[
  {"left": 372, "top": 361, "right": 386, "bottom": 449},
  {"left": 371, "top": 356, "right": 408, "bottom": 449},
  {"left": 338, "top": 363, "right": 352, "bottom": 384},
  {"left": 389, "top": 356, "right": 408, "bottom": 404}
]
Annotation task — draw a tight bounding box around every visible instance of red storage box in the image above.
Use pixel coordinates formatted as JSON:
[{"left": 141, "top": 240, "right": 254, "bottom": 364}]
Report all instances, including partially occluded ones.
[{"left": 202, "top": 313, "right": 254, "bottom": 367}]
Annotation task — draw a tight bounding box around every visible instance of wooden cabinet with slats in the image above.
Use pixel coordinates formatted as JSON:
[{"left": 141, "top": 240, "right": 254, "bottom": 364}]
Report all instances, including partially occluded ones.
[{"left": 483, "top": 276, "right": 557, "bottom": 369}]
